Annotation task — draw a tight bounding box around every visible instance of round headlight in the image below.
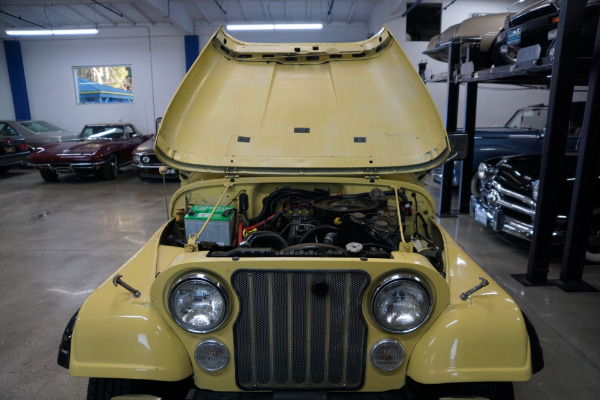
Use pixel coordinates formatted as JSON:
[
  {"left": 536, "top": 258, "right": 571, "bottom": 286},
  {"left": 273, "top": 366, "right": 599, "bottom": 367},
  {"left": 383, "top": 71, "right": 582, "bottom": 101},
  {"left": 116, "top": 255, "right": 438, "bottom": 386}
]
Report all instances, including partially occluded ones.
[
  {"left": 142, "top": 155, "right": 151, "bottom": 164},
  {"left": 532, "top": 180, "right": 540, "bottom": 202},
  {"left": 477, "top": 163, "right": 489, "bottom": 180},
  {"left": 372, "top": 276, "right": 432, "bottom": 333},
  {"left": 168, "top": 274, "right": 228, "bottom": 333}
]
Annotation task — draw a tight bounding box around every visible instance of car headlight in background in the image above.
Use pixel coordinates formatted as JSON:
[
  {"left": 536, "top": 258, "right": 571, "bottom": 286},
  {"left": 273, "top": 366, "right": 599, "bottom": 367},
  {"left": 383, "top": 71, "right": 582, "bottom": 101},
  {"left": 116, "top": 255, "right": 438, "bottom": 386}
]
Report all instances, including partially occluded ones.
[
  {"left": 372, "top": 275, "right": 432, "bottom": 333},
  {"left": 142, "top": 155, "right": 151, "bottom": 164},
  {"left": 532, "top": 180, "right": 540, "bottom": 202},
  {"left": 477, "top": 163, "right": 494, "bottom": 180},
  {"left": 168, "top": 273, "right": 228, "bottom": 333}
]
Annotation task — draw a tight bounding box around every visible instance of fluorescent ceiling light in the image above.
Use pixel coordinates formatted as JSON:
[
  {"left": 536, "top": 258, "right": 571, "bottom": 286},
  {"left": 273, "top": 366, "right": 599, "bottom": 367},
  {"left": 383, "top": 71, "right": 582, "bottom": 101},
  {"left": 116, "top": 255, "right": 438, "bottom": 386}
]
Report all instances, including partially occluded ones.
[
  {"left": 226, "top": 23, "right": 323, "bottom": 31},
  {"left": 227, "top": 24, "right": 276, "bottom": 31},
  {"left": 275, "top": 24, "right": 323, "bottom": 30},
  {"left": 6, "top": 29, "right": 98, "bottom": 36}
]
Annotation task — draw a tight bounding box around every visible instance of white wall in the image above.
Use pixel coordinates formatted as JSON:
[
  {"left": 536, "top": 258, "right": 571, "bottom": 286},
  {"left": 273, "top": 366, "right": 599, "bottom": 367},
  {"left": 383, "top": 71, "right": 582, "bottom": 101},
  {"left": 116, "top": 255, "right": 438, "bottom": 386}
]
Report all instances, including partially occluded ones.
[
  {"left": 0, "top": 40, "right": 16, "bottom": 120},
  {"left": 14, "top": 26, "right": 186, "bottom": 135}
]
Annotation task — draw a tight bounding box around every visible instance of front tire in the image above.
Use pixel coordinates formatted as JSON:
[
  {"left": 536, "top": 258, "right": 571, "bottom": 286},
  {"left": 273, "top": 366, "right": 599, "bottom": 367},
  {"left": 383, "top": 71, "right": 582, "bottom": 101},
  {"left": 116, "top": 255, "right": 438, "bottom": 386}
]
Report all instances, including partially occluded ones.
[
  {"left": 87, "top": 377, "right": 193, "bottom": 400},
  {"left": 101, "top": 154, "right": 118, "bottom": 180},
  {"left": 87, "top": 378, "right": 136, "bottom": 400},
  {"left": 408, "top": 380, "right": 515, "bottom": 400},
  {"left": 40, "top": 168, "right": 58, "bottom": 182},
  {"left": 585, "top": 211, "right": 600, "bottom": 262}
]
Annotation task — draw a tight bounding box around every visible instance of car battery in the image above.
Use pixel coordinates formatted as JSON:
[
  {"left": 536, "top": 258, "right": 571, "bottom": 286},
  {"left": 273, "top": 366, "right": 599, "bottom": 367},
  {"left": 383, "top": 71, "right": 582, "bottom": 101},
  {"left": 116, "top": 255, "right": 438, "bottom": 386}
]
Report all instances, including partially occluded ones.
[{"left": 184, "top": 205, "right": 236, "bottom": 246}]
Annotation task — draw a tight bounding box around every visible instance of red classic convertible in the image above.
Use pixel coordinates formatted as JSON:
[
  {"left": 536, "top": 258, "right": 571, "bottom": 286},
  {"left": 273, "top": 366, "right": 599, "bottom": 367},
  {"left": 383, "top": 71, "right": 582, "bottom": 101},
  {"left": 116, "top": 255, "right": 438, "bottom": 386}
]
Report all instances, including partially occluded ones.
[{"left": 28, "top": 122, "right": 151, "bottom": 181}]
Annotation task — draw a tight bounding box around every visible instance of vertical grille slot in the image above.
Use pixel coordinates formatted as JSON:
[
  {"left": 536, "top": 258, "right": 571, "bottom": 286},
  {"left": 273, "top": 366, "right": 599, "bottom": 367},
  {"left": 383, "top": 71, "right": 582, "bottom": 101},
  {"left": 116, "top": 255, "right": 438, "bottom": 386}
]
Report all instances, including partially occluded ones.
[{"left": 232, "top": 270, "right": 369, "bottom": 390}]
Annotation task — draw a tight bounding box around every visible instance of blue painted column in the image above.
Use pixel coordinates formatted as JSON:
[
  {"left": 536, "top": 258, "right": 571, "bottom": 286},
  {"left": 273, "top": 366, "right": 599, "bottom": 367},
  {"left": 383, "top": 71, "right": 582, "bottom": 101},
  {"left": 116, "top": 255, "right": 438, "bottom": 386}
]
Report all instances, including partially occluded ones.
[
  {"left": 3, "top": 40, "right": 31, "bottom": 120},
  {"left": 184, "top": 35, "right": 199, "bottom": 72}
]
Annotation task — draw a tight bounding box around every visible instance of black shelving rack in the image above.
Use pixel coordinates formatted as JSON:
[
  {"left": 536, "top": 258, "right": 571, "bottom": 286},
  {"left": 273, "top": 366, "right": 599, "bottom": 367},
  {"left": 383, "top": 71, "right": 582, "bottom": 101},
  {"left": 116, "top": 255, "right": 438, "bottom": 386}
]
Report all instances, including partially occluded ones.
[{"left": 423, "top": 0, "right": 600, "bottom": 292}]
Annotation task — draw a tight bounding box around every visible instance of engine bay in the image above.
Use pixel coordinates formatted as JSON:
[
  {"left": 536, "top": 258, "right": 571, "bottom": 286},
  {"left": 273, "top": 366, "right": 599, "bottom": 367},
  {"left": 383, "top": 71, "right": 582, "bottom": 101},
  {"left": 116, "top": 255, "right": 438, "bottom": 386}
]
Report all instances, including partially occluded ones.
[{"left": 161, "top": 184, "right": 445, "bottom": 274}]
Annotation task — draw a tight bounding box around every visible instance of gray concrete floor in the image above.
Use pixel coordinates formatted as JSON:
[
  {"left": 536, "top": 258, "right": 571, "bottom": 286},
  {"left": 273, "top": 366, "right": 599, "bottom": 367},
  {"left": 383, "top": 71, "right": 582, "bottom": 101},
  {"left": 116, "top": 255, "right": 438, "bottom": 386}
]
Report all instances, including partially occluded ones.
[{"left": 0, "top": 168, "right": 598, "bottom": 399}]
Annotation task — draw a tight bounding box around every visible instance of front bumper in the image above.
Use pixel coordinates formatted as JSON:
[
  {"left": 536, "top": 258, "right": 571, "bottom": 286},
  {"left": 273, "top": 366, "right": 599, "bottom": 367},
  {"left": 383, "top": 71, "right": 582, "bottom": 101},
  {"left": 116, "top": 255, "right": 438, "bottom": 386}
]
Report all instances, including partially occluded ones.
[
  {"left": 31, "top": 161, "right": 107, "bottom": 174},
  {"left": 187, "top": 389, "right": 409, "bottom": 400},
  {"left": 134, "top": 164, "right": 178, "bottom": 179},
  {"left": 0, "top": 151, "right": 30, "bottom": 168},
  {"left": 470, "top": 195, "right": 564, "bottom": 244}
]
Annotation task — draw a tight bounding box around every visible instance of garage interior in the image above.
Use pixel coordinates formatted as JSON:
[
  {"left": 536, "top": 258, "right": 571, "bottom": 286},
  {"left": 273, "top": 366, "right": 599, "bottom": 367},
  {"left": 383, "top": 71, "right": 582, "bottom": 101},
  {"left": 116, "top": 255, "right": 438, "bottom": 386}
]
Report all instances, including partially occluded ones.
[{"left": 1, "top": 1, "right": 599, "bottom": 400}]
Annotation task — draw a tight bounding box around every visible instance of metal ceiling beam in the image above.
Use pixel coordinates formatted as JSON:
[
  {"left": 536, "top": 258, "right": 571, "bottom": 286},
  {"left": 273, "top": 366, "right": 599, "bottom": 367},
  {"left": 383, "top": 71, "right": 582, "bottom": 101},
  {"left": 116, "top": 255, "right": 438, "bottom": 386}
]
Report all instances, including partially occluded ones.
[
  {"left": 127, "top": 2, "right": 152, "bottom": 24},
  {"left": 347, "top": 1, "right": 356, "bottom": 24},
  {"left": 64, "top": 5, "right": 96, "bottom": 25},
  {"left": 262, "top": 0, "right": 270, "bottom": 21},
  {"left": 238, "top": 0, "right": 249, "bottom": 22},
  {"left": 194, "top": 1, "right": 212, "bottom": 24},
  {"left": 145, "top": 0, "right": 193, "bottom": 33},
  {"left": 43, "top": 5, "right": 79, "bottom": 27},
  {"left": 83, "top": 3, "right": 114, "bottom": 25}
]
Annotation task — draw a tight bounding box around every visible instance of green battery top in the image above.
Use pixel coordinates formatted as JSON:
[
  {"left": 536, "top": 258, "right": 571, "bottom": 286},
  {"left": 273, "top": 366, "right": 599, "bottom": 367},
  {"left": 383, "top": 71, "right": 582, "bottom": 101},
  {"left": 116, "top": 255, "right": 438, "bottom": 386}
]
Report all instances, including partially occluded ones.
[{"left": 184, "top": 205, "right": 236, "bottom": 222}]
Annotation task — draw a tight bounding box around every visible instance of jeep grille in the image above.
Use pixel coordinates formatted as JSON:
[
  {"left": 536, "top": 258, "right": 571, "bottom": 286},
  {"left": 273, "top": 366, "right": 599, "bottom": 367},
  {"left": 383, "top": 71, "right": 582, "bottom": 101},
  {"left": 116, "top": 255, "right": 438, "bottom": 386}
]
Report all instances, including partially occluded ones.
[{"left": 232, "top": 270, "right": 370, "bottom": 390}]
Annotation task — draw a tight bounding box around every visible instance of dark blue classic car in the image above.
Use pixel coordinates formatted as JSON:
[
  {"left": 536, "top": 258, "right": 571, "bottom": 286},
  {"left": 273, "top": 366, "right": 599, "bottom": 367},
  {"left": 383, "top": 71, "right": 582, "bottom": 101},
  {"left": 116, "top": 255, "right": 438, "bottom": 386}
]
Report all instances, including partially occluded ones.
[
  {"left": 471, "top": 152, "right": 600, "bottom": 262},
  {"left": 433, "top": 103, "right": 582, "bottom": 188}
]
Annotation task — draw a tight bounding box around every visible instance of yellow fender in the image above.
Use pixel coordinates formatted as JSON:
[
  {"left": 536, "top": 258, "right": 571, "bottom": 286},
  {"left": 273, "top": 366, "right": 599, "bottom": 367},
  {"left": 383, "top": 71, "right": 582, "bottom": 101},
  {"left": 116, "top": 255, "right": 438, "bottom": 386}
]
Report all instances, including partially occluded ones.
[
  {"left": 408, "top": 230, "right": 532, "bottom": 383},
  {"left": 69, "top": 228, "right": 193, "bottom": 381}
]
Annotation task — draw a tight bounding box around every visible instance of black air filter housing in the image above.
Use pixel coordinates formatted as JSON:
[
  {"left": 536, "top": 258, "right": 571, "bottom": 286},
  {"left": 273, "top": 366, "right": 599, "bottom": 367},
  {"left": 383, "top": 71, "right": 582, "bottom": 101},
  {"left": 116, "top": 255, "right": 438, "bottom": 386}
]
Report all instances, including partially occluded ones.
[{"left": 311, "top": 196, "right": 379, "bottom": 221}]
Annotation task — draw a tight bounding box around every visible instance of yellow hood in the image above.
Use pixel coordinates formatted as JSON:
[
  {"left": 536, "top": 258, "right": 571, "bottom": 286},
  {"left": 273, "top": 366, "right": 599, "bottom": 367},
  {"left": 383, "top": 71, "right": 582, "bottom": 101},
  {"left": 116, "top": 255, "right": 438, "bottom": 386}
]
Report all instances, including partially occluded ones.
[{"left": 156, "top": 26, "right": 449, "bottom": 175}]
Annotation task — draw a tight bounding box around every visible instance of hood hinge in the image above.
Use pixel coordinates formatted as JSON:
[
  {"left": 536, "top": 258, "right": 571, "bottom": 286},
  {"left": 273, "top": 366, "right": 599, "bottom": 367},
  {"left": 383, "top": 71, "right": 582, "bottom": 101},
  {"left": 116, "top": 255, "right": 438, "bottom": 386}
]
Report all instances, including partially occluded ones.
[{"left": 364, "top": 174, "right": 380, "bottom": 183}]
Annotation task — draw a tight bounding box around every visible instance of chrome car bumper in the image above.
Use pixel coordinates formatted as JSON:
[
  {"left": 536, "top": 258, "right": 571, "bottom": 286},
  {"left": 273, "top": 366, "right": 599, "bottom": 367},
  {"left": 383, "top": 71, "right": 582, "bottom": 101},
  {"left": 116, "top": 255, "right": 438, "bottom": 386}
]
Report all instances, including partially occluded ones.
[
  {"left": 30, "top": 161, "right": 107, "bottom": 174},
  {"left": 470, "top": 196, "right": 565, "bottom": 244}
]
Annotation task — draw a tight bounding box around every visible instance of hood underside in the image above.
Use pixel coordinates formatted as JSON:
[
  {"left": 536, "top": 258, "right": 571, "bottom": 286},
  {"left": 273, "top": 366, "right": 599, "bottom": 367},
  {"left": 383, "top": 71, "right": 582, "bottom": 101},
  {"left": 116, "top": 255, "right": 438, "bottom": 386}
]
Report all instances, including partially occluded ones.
[{"left": 156, "top": 26, "right": 449, "bottom": 175}]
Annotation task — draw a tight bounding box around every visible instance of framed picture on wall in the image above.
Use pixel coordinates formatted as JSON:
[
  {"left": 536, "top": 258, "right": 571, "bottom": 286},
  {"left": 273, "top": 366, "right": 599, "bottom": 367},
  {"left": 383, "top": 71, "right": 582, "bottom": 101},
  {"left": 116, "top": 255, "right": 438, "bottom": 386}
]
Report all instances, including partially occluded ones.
[{"left": 73, "top": 65, "right": 134, "bottom": 104}]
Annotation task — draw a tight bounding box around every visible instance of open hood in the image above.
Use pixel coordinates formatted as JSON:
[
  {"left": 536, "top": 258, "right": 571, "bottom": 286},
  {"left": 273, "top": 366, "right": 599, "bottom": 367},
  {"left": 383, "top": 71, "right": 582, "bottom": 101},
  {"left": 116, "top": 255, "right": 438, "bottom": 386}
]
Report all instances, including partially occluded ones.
[{"left": 156, "top": 26, "right": 449, "bottom": 176}]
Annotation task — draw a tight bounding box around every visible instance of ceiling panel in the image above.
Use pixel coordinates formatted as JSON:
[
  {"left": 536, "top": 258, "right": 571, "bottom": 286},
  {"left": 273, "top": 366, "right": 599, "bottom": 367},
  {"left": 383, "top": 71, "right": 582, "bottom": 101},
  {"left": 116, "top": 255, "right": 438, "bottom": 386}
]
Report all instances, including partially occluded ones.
[{"left": 0, "top": 0, "right": 387, "bottom": 36}]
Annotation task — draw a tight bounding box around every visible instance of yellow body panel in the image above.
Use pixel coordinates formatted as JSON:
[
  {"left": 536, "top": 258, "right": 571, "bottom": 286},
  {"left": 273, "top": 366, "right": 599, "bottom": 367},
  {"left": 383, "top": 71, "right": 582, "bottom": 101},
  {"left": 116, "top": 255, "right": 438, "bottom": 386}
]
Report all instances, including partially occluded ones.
[
  {"left": 69, "top": 228, "right": 193, "bottom": 381},
  {"left": 69, "top": 177, "right": 533, "bottom": 390},
  {"left": 155, "top": 27, "right": 449, "bottom": 175},
  {"left": 408, "top": 226, "right": 532, "bottom": 383}
]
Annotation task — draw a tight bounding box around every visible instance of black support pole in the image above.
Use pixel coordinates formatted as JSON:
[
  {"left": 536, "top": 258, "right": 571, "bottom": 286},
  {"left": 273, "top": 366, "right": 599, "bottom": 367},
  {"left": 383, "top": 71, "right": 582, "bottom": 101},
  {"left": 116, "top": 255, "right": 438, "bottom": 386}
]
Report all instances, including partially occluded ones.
[
  {"left": 438, "top": 41, "right": 461, "bottom": 217},
  {"left": 525, "top": 0, "right": 586, "bottom": 284},
  {"left": 458, "top": 45, "right": 479, "bottom": 214},
  {"left": 558, "top": 17, "right": 600, "bottom": 290},
  {"left": 459, "top": 85, "right": 478, "bottom": 213}
]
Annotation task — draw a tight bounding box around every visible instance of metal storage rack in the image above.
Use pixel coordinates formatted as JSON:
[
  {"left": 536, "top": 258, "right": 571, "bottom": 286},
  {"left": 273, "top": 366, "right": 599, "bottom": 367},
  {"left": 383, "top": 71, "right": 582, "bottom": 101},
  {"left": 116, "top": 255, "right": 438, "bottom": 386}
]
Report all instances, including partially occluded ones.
[{"left": 424, "top": 1, "right": 600, "bottom": 291}]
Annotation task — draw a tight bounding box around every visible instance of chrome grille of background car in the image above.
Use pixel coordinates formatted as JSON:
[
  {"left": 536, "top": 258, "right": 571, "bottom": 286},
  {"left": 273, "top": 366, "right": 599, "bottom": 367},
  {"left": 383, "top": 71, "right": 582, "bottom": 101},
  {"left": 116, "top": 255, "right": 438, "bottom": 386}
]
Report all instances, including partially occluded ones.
[
  {"left": 482, "top": 177, "right": 536, "bottom": 222},
  {"left": 232, "top": 270, "right": 369, "bottom": 390}
]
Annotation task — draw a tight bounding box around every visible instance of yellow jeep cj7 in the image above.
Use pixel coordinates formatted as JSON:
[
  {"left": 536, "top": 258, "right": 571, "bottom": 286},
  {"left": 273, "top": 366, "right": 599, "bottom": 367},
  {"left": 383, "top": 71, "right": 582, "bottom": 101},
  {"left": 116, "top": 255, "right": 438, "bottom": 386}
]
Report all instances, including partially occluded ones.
[{"left": 57, "top": 26, "right": 543, "bottom": 400}]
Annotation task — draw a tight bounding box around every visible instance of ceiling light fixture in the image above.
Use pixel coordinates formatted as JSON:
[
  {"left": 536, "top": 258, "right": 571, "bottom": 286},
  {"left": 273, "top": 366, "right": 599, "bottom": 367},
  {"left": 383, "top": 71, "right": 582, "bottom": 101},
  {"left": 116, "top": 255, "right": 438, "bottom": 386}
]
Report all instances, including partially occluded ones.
[
  {"left": 226, "top": 23, "right": 323, "bottom": 31},
  {"left": 6, "top": 28, "right": 99, "bottom": 36}
]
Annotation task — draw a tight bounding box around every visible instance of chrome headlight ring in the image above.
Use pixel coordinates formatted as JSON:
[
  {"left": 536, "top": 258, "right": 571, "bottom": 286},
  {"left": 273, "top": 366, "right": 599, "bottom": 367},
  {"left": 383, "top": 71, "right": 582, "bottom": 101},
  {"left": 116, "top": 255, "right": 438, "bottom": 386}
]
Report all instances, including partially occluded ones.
[
  {"left": 371, "top": 274, "right": 433, "bottom": 334},
  {"left": 532, "top": 180, "right": 540, "bottom": 202},
  {"left": 477, "top": 163, "right": 495, "bottom": 180},
  {"left": 168, "top": 273, "right": 229, "bottom": 333}
]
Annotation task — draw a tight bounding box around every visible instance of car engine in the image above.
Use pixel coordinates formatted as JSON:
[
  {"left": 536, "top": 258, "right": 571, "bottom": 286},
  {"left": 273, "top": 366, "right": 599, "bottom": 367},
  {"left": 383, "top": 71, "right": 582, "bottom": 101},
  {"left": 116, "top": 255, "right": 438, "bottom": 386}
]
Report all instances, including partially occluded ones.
[{"left": 163, "top": 187, "right": 444, "bottom": 272}]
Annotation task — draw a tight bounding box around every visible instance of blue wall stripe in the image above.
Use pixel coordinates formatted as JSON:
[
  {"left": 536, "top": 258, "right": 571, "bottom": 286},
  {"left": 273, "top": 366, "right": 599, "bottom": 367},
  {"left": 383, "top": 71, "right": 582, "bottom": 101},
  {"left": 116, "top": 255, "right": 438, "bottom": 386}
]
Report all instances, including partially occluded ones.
[
  {"left": 184, "top": 35, "right": 199, "bottom": 72},
  {"left": 3, "top": 40, "right": 31, "bottom": 120}
]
